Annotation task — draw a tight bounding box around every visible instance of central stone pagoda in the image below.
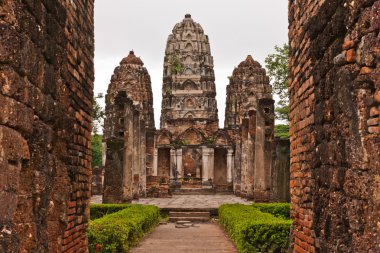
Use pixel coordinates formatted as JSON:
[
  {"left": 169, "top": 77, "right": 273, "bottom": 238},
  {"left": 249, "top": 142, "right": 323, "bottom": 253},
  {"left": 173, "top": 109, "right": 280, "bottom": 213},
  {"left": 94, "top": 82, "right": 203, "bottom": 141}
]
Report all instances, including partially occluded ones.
[
  {"left": 160, "top": 14, "right": 219, "bottom": 133},
  {"left": 155, "top": 14, "right": 224, "bottom": 190}
]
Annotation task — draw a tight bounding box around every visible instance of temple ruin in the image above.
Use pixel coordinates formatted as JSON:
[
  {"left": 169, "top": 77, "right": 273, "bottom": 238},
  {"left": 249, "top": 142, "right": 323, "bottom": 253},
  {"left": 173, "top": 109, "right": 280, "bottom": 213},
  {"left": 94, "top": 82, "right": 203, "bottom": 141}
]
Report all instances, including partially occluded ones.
[
  {"left": 1, "top": 1, "right": 378, "bottom": 252},
  {"left": 102, "top": 14, "right": 288, "bottom": 202}
]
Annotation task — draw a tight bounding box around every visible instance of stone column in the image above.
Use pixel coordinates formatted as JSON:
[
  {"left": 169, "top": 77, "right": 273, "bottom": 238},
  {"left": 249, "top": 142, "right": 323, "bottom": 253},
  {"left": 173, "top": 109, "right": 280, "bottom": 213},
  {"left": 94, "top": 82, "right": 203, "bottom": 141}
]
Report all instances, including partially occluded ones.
[
  {"left": 254, "top": 108, "right": 269, "bottom": 202},
  {"left": 132, "top": 110, "right": 140, "bottom": 198},
  {"left": 152, "top": 148, "right": 158, "bottom": 176},
  {"left": 227, "top": 149, "right": 234, "bottom": 184},
  {"left": 202, "top": 146, "right": 209, "bottom": 183},
  {"left": 139, "top": 116, "right": 146, "bottom": 196},
  {"left": 122, "top": 106, "right": 133, "bottom": 202},
  {"left": 102, "top": 142, "right": 107, "bottom": 166},
  {"left": 176, "top": 149, "right": 183, "bottom": 178},
  {"left": 208, "top": 148, "right": 214, "bottom": 182},
  {"left": 170, "top": 149, "right": 176, "bottom": 179}
]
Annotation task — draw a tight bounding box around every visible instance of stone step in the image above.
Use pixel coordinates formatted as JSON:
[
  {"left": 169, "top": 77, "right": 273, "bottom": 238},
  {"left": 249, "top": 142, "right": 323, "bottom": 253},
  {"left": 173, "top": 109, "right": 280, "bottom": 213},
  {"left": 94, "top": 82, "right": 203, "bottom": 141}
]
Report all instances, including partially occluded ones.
[
  {"left": 169, "top": 216, "right": 210, "bottom": 223},
  {"left": 169, "top": 211, "right": 210, "bottom": 218},
  {"left": 171, "top": 188, "right": 216, "bottom": 195}
]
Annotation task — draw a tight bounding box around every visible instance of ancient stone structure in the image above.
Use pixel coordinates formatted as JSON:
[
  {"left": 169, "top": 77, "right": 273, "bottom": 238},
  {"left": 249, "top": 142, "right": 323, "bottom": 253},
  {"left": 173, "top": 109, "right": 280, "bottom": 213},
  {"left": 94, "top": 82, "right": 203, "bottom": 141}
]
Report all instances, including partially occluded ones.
[
  {"left": 103, "top": 51, "right": 155, "bottom": 203},
  {"left": 102, "top": 15, "right": 287, "bottom": 202},
  {"left": 224, "top": 55, "right": 275, "bottom": 200},
  {"left": 289, "top": 0, "right": 380, "bottom": 252},
  {"left": 0, "top": 0, "right": 94, "bottom": 252},
  {"left": 160, "top": 13, "right": 219, "bottom": 134},
  {"left": 155, "top": 14, "right": 223, "bottom": 192}
]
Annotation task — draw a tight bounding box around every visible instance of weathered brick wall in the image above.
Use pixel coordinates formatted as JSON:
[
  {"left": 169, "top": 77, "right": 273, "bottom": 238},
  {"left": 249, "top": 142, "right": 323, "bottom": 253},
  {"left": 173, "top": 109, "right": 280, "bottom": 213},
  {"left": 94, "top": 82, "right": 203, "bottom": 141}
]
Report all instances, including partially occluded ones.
[
  {"left": 289, "top": 0, "right": 379, "bottom": 252},
  {"left": 0, "top": 0, "right": 94, "bottom": 252}
]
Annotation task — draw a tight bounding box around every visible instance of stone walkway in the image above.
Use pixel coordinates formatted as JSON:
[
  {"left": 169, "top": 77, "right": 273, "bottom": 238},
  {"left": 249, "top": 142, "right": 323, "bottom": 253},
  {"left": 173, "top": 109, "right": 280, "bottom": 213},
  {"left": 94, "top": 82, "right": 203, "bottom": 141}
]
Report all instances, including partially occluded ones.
[
  {"left": 91, "top": 194, "right": 252, "bottom": 208},
  {"left": 130, "top": 223, "right": 237, "bottom": 253}
]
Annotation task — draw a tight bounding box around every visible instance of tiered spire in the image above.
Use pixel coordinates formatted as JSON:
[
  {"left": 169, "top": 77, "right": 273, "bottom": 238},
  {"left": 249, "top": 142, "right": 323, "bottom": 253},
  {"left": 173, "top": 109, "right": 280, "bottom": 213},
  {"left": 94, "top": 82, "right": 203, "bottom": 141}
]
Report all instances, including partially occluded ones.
[{"left": 160, "top": 14, "right": 219, "bottom": 133}]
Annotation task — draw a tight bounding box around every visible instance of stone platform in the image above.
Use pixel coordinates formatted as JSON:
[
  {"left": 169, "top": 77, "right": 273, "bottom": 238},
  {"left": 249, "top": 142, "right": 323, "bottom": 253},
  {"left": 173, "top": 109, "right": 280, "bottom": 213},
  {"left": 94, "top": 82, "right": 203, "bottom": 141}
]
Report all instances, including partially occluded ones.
[{"left": 91, "top": 194, "right": 252, "bottom": 215}]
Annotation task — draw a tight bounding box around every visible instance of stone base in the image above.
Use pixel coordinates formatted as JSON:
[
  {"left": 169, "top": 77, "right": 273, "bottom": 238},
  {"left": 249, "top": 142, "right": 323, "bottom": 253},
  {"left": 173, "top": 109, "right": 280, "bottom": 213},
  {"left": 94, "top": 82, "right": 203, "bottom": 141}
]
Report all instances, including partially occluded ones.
[{"left": 146, "top": 176, "right": 172, "bottom": 198}]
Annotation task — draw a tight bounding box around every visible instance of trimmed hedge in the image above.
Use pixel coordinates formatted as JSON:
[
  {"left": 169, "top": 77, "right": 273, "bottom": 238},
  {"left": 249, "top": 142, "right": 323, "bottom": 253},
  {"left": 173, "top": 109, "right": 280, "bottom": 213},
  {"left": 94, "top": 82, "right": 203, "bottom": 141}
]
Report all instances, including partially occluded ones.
[
  {"left": 219, "top": 204, "right": 291, "bottom": 253},
  {"left": 252, "top": 203, "right": 290, "bottom": 219},
  {"left": 90, "top": 204, "right": 131, "bottom": 220},
  {"left": 88, "top": 205, "right": 160, "bottom": 253}
]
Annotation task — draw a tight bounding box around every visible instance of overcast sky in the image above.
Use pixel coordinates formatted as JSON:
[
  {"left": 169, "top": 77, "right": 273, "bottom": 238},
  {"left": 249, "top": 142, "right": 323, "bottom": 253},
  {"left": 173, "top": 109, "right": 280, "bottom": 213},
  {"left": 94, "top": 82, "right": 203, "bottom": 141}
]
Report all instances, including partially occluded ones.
[{"left": 94, "top": 0, "right": 288, "bottom": 128}]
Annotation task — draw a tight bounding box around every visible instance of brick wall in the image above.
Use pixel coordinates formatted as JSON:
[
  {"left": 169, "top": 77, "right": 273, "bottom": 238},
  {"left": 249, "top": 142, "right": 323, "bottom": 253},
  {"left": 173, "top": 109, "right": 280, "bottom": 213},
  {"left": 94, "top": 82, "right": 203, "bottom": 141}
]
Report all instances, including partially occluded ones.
[
  {"left": 289, "top": 0, "right": 379, "bottom": 252},
  {"left": 0, "top": 0, "right": 94, "bottom": 252}
]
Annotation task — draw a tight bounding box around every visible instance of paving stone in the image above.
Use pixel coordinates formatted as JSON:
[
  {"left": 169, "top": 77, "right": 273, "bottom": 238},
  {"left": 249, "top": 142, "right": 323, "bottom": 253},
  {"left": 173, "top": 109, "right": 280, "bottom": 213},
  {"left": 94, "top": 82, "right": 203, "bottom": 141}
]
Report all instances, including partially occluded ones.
[{"left": 130, "top": 223, "right": 237, "bottom": 253}]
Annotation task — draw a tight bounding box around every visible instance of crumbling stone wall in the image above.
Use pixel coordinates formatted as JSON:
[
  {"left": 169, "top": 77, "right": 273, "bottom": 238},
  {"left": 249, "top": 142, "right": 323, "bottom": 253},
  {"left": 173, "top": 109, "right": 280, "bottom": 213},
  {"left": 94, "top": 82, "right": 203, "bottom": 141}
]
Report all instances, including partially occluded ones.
[
  {"left": 0, "top": 0, "right": 94, "bottom": 252},
  {"left": 289, "top": 0, "right": 380, "bottom": 252}
]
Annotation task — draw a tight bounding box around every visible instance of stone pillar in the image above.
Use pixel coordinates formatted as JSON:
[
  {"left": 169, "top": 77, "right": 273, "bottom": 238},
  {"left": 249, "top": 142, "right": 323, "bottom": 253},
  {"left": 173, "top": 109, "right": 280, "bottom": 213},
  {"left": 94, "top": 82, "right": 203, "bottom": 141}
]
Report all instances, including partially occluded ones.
[
  {"left": 132, "top": 110, "right": 140, "bottom": 198},
  {"left": 176, "top": 149, "right": 183, "bottom": 178},
  {"left": 170, "top": 149, "right": 176, "bottom": 179},
  {"left": 233, "top": 139, "right": 242, "bottom": 194},
  {"left": 254, "top": 105, "right": 272, "bottom": 202},
  {"left": 139, "top": 115, "right": 147, "bottom": 197},
  {"left": 227, "top": 149, "right": 234, "bottom": 184},
  {"left": 241, "top": 118, "right": 249, "bottom": 197},
  {"left": 208, "top": 148, "right": 215, "bottom": 182},
  {"left": 123, "top": 105, "right": 134, "bottom": 201},
  {"left": 202, "top": 147, "right": 214, "bottom": 184},
  {"left": 247, "top": 111, "right": 256, "bottom": 200},
  {"left": 202, "top": 146, "right": 209, "bottom": 183},
  {"left": 102, "top": 142, "right": 107, "bottom": 166},
  {"left": 153, "top": 148, "right": 158, "bottom": 176}
]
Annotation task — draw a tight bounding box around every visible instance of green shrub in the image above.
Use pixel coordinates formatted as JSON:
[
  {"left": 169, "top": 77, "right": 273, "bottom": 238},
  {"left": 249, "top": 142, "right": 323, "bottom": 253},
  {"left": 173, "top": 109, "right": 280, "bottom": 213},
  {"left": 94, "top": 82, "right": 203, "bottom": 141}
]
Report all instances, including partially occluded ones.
[
  {"left": 252, "top": 203, "right": 290, "bottom": 219},
  {"left": 90, "top": 204, "right": 131, "bottom": 220},
  {"left": 219, "top": 204, "right": 291, "bottom": 253},
  {"left": 88, "top": 205, "right": 160, "bottom": 253}
]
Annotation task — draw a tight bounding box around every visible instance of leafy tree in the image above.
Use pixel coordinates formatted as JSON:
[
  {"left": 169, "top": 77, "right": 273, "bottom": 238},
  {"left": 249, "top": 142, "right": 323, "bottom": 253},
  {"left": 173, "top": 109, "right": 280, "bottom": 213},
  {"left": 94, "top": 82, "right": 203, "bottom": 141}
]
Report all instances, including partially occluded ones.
[
  {"left": 265, "top": 44, "right": 289, "bottom": 122},
  {"left": 91, "top": 134, "right": 103, "bottom": 168},
  {"left": 92, "top": 93, "right": 105, "bottom": 168},
  {"left": 274, "top": 124, "right": 290, "bottom": 139},
  {"left": 92, "top": 93, "right": 105, "bottom": 134}
]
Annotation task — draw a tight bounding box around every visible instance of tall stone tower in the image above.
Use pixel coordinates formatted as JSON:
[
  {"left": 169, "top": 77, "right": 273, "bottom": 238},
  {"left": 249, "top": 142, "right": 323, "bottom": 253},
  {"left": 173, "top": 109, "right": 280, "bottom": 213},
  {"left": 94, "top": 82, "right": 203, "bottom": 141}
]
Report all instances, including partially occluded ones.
[
  {"left": 103, "top": 51, "right": 155, "bottom": 203},
  {"left": 224, "top": 55, "right": 275, "bottom": 200},
  {"left": 104, "top": 51, "right": 155, "bottom": 131},
  {"left": 224, "top": 55, "right": 273, "bottom": 129},
  {"left": 160, "top": 14, "right": 219, "bottom": 135}
]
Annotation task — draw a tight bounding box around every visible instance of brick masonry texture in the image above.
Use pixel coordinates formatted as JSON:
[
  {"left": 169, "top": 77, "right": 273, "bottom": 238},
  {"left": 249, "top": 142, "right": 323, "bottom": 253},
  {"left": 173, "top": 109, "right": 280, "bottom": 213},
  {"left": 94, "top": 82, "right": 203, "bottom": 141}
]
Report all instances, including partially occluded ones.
[
  {"left": 0, "top": 0, "right": 94, "bottom": 252},
  {"left": 289, "top": 0, "right": 380, "bottom": 252}
]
